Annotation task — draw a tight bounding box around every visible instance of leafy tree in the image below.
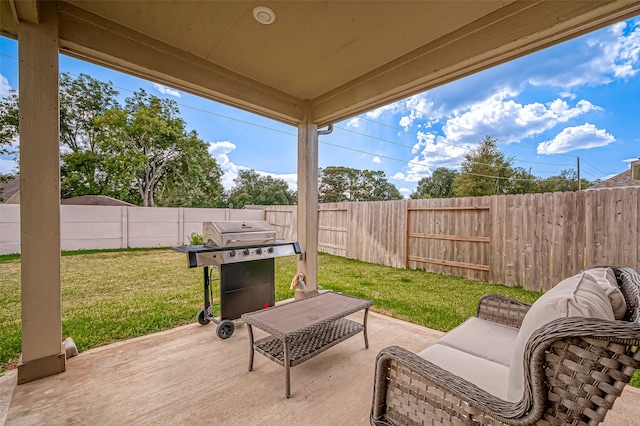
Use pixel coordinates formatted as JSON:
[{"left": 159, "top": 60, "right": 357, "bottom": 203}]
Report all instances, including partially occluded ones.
[
  {"left": 0, "top": 91, "right": 18, "bottom": 153},
  {"left": 96, "top": 90, "right": 219, "bottom": 207},
  {"left": 362, "top": 170, "right": 403, "bottom": 201},
  {"left": 59, "top": 73, "right": 120, "bottom": 154},
  {"left": 1, "top": 73, "right": 122, "bottom": 197},
  {"left": 318, "top": 166, "right": 360, "bottom": 202},
  {"left": 227, "top": 169, "right": 296, "bottom": 208},
  {"left": 411, "top": 167, "right": 458, "bottom": 199},
  {"left": 0, "top": 91, "right": 18, "bottom": 201},
  {"left": 452, "top": 135, "right": 514, "bottom": 197},
  {"left": 535, "top": 168, "right": 593, "bottom": 193},
  {"left": 155, "top": 131, "right": 224, "bottom": 208},
  {"left": 318, "top": 166, "right": 402, "bottom": 202},
  {"left": 0, "top": 91, "right": 19, "bottom": 202},
  {"left": 0, "top": 173, "right": 12, "bottom": 202},
  {"left": 1, "top": 75, "right": 224, "bottom": 207},
  {"left": 506, "top": 167, "right": 538, "bottom": 195}
]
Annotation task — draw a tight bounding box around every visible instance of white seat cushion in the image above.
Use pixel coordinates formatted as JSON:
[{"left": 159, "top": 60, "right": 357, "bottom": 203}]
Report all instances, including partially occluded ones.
[
  {"left": 437, "top": 317, "right": 518, "bottom": 367},
  {"left": 418, "top": 343, "right": 510, "bottom": 400},
  {"left": 583, "top": 267, "right": 627, "bottom": 320},
  {"left": 506, "top": 272, "right": 615, "bottom": 402}
]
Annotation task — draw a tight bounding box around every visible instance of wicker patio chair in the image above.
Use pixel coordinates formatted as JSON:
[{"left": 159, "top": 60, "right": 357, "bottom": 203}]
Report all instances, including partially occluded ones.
[{"left": 371, "top": 266, "right": 640, "bottom": 426}]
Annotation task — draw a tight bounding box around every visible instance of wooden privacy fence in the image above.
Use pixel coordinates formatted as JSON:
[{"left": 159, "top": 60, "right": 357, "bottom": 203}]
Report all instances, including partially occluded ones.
[{"left": 263, "top": 187, "right": 640, "bottom": 292}]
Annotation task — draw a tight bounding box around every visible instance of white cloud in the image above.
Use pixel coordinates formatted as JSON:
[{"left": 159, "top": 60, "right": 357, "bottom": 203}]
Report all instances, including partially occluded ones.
[
  {"left": 623, "top": 157, "right": 640, "bottom": 163},
  {"left": 393, "top": 132, "right": 470, "bottom": 184},
  {"left": 397, "top": 94, "right": 436, "bottom": 130},
  {"left": 207, "top": 141, "right": 297, "bottom": 191},
  {"left": 152, "top": 83, "right": 181, "bottom": 98},
  {"left": 0, "top": 74, "right": 12, "bottom": 97},
  {"left": 537, "top": 123, "right": 615, "bottom": 154},
  {"left": 365, "top": 102, "right": 401, "bottom": 119},
  {"left": 0, "top": 158, "right": 18, "bottom": 174},
  {"left": 255, "top": 171, "right": 298, "bottom": 192},
  {"left": 207, "top": 141, "right": 248, "bottom": 189},
  {"left": 441, "top": 94, "right": 600, "bottom": 145},
  {"left": 346, "top": 118, "right": 361, "bottom": 128},
  {"left": 529, "top": 19, "right": 640, "bottom": 88},
  {"left": 398, "top": 187, "right": 411, "bottom": 198},
  {"left": 392, "top": 156, "right": 432, "bottom": 183},
  {"left": 602, "top": 22, "right": 640, "bottom": 79},
  {"left": 372, "top": 156, "right": 381, "bottom": 164}
]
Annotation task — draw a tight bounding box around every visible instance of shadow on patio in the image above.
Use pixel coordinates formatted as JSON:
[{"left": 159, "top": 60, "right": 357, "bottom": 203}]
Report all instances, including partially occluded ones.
[{"left": 1, "top": 311, "right": 639, "bottom": 425}]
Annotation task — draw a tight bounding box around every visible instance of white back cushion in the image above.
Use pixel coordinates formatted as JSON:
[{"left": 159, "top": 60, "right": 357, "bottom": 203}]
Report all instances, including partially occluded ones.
[
  {"left": 583, "top": 267, "right": 627, "bottom": 320},
  {"left": 506, "top": 272, "right": 615, "bottom": 402}
]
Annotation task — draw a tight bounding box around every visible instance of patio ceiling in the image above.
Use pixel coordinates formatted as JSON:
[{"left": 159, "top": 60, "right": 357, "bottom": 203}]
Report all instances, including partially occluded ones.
[{"left": 2, "top": 0, "right": 640, "bottom": 127}]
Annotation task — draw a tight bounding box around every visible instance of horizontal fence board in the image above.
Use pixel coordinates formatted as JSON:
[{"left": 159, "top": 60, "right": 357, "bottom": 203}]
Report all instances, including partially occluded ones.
[
  {"left": 0, "top": 242, "right": 20, "bottom": 254},
  {"left": 228, "top": 209, "right": 265, "bottom": 220},
  {"left": 61, "top": 205, "right": 123, "bottom": 223},
  {"left": 128, "top": 223, "right": 178, "bottom": 239},
  {"left": 61, "top": 222, "right": 122, "bottom": 240},
  {"left": 128, "top": 207, "right": 179, "bottom": 222},
  {"left": 407, "top": 206, "right": 490, "bottom": 211},
  {"left": 408, "top": 256, "right": 490, "bottom": 272},
  {"left": 61, "top": 239, "right": 123, "bottom": 251},
  {"left": 319, "top": 226, "right": 347, "bottom": 232},
  {"left": 0, "top": 223, "right": 20, "bottom": 242},
  {"left": 318, "top": 243, "right": 347, "bottom": 250},
  {"left": 408, "top": 233, "right": 490, "bottom": 243},
  {"left": 0, "top": 204, "right": 20, "bottom": 222},
  {"left": 128, "top": 237, "right": 179, "bottom": 248},
  {"left": 182, "top": 208, "right": 227, "bottom": 222}
]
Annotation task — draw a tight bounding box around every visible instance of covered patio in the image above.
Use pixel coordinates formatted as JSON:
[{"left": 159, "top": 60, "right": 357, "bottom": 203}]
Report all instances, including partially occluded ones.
[
  {"left": 2, "top": 0, "right": 640, "bottom": 423},
  {"left": 1, "top": 311, "right": 639, "bottom": 425}
]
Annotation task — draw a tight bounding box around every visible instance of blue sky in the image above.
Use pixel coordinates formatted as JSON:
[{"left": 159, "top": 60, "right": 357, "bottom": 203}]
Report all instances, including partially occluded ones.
[{"left": 1, "top": 17, "right": 639, "bottom": 197}]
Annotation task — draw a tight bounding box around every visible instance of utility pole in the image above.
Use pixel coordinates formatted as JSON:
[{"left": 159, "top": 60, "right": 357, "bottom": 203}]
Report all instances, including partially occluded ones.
[{"left": 577, "top": 156, "right": 581, "bottom": 191}]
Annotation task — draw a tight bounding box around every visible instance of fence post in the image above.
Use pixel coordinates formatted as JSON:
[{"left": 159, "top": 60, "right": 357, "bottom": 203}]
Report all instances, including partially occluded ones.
[
  {"left": 178, "top": 207, "right": 184, "bottom": 245},
  {"left": 121, "top": 206, "right": 129, "bottom": 249}
]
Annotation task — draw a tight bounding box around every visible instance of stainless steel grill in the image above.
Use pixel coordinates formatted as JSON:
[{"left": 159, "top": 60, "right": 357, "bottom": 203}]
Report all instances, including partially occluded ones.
[
  {"left": 203, "top": 220, "right": 276, "bottom": 248},
  {"left": 173, "top": 220, "right": 300, "bottom": 339}
]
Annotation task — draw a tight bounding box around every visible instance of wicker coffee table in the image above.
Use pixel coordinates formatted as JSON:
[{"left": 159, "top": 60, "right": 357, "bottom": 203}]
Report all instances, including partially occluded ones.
[{"left": 241, "top": 291, "right": 373, "bottom": 397}]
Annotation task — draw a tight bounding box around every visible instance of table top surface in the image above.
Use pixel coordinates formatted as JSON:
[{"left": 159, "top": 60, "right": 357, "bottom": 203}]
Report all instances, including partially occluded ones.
[{"left": 241, "top": 291, "right": 373, "bottom": 338}]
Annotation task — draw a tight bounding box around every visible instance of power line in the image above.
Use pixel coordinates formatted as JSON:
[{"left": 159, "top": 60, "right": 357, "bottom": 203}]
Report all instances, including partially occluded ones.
[
  {"left": 401, "top": 102, "right": 581, "bottom": 160},
  {"left": 64, "top": 69, "right": 556, "bottom": 178},
  {"left": 319, "top": 139, "right": 582, "bottom": 184},
  {"left": 333, "top": 124, "right": 572, "bottom": 176},
  {"left": 354, "top": 114, "right": 575, "bottom": 168},
  {"left": 579, "top": 156, "right": 608, "bottom": 177},
  {"left": 3, "top": 56, "right": 607, "bottom": 182}
]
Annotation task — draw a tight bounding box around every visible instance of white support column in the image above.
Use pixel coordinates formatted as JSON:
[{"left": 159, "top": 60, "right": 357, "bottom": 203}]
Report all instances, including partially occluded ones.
[
  {"left": 17, "top": 1, "right": 66, "bottom": 384},
  {"left": 296, "top": 122, "right": 319, "bottom": 298}
]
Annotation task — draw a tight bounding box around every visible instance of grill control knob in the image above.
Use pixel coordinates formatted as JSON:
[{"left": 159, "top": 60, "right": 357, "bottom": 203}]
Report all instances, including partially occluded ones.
[
  {"left": 243, "top": 249, "right": 250, "bottom": 256},
  {"left": 228, "top": 250, "right": 236, "bottom": 257},
  {"left": 256, "top": 248, "right": 263, "bottom": 254},
  {"left": 267, "top": 247, "right": 274, "bottom": 253}
]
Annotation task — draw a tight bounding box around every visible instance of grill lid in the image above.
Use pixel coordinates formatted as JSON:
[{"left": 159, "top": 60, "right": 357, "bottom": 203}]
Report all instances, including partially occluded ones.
[{"left": 203, "top": 220, "right": 276, "bottom": 248}]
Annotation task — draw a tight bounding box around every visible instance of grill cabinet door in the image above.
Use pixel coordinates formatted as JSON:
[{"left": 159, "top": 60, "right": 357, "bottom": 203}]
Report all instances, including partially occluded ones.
[{"left": 219, "top": 258, "right": 275, "bottom": 320}]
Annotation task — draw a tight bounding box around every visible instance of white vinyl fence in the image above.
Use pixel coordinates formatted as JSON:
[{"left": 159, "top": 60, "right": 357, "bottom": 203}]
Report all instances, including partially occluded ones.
[{"left": 0, "top": 205, "right": 265, "bottom": 255}]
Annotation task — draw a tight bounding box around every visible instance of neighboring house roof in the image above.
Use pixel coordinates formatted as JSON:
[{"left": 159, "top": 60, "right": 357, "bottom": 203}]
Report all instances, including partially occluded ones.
[
  {"left": 0, "top": 175, "right": 20, "bottom": 203},
  {"left": 61, "top": 195, "right": 134, "bottom": 206},
  {"left": 587, "top": 169, "right": 640, "bottom": 191},
  {"left": 2, "top": 178, "right": 133, "bottom": 206}
]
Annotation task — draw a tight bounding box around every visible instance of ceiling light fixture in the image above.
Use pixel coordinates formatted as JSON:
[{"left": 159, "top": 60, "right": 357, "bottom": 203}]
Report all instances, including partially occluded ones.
[{"left": 253, "top": 6, "right": 276, "bottom": 25}]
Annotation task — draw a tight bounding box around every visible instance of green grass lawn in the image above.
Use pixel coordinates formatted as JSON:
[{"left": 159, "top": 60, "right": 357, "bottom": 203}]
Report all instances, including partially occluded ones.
[{"left": 1, "top": 248, "right": 638, "bottom": 386}]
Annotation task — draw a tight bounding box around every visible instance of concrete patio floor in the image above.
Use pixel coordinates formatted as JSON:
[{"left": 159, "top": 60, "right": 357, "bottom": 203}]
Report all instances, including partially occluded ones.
[{"left": 1, "top": 311, "right": 639, "bottom": 425}]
